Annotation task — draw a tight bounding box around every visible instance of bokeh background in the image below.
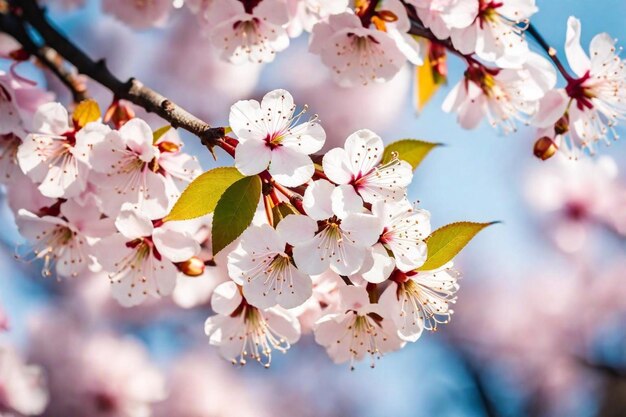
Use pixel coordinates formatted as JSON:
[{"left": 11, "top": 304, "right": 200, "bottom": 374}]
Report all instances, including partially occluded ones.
[{"left": 3, "top": 1, "right": 626, "bottom": 416}]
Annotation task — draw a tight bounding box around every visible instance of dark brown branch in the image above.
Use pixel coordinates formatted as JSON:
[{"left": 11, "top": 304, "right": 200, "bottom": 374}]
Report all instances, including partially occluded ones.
[
  {"left": 5, "top": 0, "right": 224, "bottom": 150},
  {"left": 0, "top": 10, "right": 86, "bottom": 102}
]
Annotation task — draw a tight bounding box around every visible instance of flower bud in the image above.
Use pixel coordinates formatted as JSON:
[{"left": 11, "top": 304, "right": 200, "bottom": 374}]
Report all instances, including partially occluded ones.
[
  {"left": 533, "top": 136, "right": 558, "bottom": 161},
  {"left": 178, "top": 257, "right": 205, "bottom": 277},
  {"left": 104, "top": 100, "right": 135, "bottom": 128},
  {"left": 376, "top": 10, "right": 398, "bottom": 22},
  {"left": 554, "top": 115, "right": 570, "bottom": 135},
  {"left": 157, "top": 141, "right": 180, "bottom": 153}
]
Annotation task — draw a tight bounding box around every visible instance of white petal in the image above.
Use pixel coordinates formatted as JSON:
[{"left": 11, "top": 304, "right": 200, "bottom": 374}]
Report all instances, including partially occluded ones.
[
  {"left": 269, "top": 146, "right": 314, "bottom": 187},
  {"left": 530, "top": 89, "right": 569, "bottom": 128},
  {"left": 292, "top": 236, "right": 330, "bottom": 275},
  {"left": 32, "top": 102, "right": 69, "bottom": 135},
  {"left": 119, "top": 118, "right": 156, "bottom": 162},
  {"left": 331, "top": 184, "right": 363, "bottom": 218},
  {"left": 341, "top": 211, "right": 384, "bottom": 247},
  {"left": 344, "top": 129, "right": 384, "bottom": 176},
  {"left": 264, "top": 307, "right": 301, "bottom": 343},
  {"left": 229, "top": 99, "right": 266, "bottom": 142},
  {"left": 322, "top": 147, "right": 352, "bottom": 185},
  {"left": 339, "top": 285, "right": 370, "bottom": 312},
  {"left": 359, "top": 243, "right": 395, "bottom": 284},
  {"left": 234, "top": 139, "right": 271, "bottom": 176},
  {"left": 282, "top": 121, "right": 326, "bottom": 154},
  {"left": 152, "top": 227, "right": 200, "bottom": 262},
  {"left": 261, "top": 89, "right": 295, "bottom": 133},
  {"left": 328, "top": 240, "right": 366, "bottom": 275},
  {"left": 565, "top": 16, "right": 591, "bottom": 78},
  {"left": 276, "top": 214, "right": 318, "bottom": 246},
  {"left": 303, "top": 179, "right": 335, "bottom": 221},
  {"left": 211, "top": 281, "right": 242, "bottom": 315},
  {"left": 115, "top": 205, "right": 154, "bottom": 239}
]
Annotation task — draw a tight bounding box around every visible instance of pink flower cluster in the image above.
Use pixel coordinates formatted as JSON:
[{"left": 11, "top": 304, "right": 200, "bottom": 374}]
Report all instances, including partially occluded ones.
[
  {"left": 91, "top": 0, "right": 626, "bottom": 157},
  {"left": 1, "top": 64, "right": 462, "bottom": 369},
  {"left": 203, "top": 89, "right": 459, "bottom": 368}
]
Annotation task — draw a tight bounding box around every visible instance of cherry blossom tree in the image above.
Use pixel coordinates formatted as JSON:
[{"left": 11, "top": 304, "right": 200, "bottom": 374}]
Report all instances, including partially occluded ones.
[{"left": 0, "top": 2, "right": 625, "bottom": 414}]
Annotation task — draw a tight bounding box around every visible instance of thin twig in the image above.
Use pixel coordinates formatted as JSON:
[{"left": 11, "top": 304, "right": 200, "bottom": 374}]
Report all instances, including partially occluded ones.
[
  {"left": 0, "top": 11, "right": 87, "bottom": 102},
  {"left": 526, "top": 23, "right": 574, "bottom": 82}
]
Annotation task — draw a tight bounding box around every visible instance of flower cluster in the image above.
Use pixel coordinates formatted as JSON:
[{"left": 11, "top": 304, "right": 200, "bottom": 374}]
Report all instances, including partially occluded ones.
[
  {"left": 0, "top": 66, "right": 204, "bottom": 308},
  {"left": 90, "top": 0, "right": 626, "bottom": 157},
  {"left": 203, "top": 89, "right": 461, "bottom": 368},
  {"left": 2, "top": 66, "right": 469, "bottom": 368}
]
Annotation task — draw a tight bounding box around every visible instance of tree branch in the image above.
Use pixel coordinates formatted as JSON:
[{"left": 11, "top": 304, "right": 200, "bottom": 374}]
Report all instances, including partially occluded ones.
[
  {"left": 0, "top": 10, "right": 87, "bottom": 102},
  {"left": 4, "top": 0, "right": 225, "bottom": 150}
]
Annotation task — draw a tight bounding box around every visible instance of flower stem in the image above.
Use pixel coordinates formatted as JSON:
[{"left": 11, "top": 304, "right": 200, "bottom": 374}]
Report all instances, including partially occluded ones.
[{"left": 526, "top": 23, "right": 575, "bottom": 82}]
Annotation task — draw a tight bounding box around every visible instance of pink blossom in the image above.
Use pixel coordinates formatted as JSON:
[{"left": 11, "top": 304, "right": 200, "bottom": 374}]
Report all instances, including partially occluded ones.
[{"left": 101, "top": 0, "right": 173, "bottom": 29}]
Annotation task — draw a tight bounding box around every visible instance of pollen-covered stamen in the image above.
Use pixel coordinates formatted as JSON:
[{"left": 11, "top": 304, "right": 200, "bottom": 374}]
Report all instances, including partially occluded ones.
[
  {"left": 335, "top": 32, "right": 396, "bottom": 85},
  {"left": 17, "top": 224, "right": 86, "bottom": 278},
  {"left": 106, "top": 150, "right": 160, "bottom": 199},
  {"left": 397, "top": 272, "right": 459, "bottom": 331},
  {"left": 477, "top": 0, "right": 504, "bottom": 28},
  {"left": 337, "top": 312, "right": 387, "bottom": 370},
  {"left": 32, "top": 133, "right": 80, "bottom": 187},
  {"left": 263, "top": 104, "right": 312, "bottom": 149},
  {"left": 353, "top": 155, "right": 408, "bottom": 203},
  {"left": 230, "top": 306, "right": 291, "bottom": 368},
  {"left": 463, "top": 65, "right": 533, "bottom": 133},
  {"left": 157, "top": 141, "right": 180, "bottom": 154},
  {"left": 226, "top": 17, "right": 272, "bottom": 62},
  {"left": 477, "top": 0, "right": 529, "bottom": 35},
  {"left": 315, "top": 218, "right": 355, "bottom": 264},
  {"left": 379, "top": 206, "right": 427, "bottom": 257},
  {"left": 243, "top": 245, "right": 298, "bottom": 299},
  {"left": 109, "top": 238, "right": 163, "bottom": 296}
]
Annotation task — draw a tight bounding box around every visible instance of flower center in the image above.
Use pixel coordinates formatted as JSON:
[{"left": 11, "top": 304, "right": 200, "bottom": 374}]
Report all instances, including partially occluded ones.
[
  {"left": 566, "top": 71, "right": 595, "bottom": 110},
  {"left": 232, "top": 306, "right": 291, "bottom": 368},
  {"left": 344, "top": 313, "right": 387, "bottom": 370},
  {"left": 26, "top": 224, "right": 76, "bottom": 277},
  {"left": 239, "top": 0, "right": 262, "bottom": 13},
  {"left": 400, "top": 278, "right": 454, "bottom": 331},
  {"left": 478, "top": 0, "right": 504, "bottom": 27}
]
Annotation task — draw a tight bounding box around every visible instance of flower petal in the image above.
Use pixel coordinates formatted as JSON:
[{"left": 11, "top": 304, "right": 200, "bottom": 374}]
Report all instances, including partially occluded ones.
[
  {"left": 269, "top": 145, "right": 314, "bottom": 187},
  {"left": 565, "top": 16, "right": 591, "bottom": 78},
  {"left": 211, "top": 281, "right": 243, "bottom": 315},
  {"left": 234, "top": 139, "right": 272, "bottom": 176}
]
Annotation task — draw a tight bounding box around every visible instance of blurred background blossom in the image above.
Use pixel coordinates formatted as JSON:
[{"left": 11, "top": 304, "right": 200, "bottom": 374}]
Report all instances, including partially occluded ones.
[{"left": 1, "top": 1, "right": 626, "bottom": 416}]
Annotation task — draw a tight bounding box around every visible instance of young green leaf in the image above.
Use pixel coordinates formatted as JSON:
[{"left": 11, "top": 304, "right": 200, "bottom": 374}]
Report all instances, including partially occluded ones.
[
  {"left": 211, "top": 175, "right": 262, "bottom": 256},
  {"left": 418, "top": 221, "right": 498, "bottom": 271},
  {"left": 382, "top": 139, "right": 441, "bottom": 171},
  {"left": 164, "top": 167, "right": 243, "bottom": 222},
  {"left": 153, "top": 125, "right": 172, "bottom": 143}
]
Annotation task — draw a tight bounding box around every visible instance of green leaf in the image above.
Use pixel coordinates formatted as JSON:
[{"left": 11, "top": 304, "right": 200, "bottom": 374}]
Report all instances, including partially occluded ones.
[
  {"left": 153, "top": 125, "right": 172, "bottom": 143},
  {"left": 382, "top": 139, "right": 441, "bottom": 171},
  {"left": 165, "top": 167, "right": 244, "bottom": 221},
  {"left": 418, "top": 221, "right": 498, "bottom": 271},
  {"left": 212, "top": 175, "right": 262, "bottom": 256}
]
